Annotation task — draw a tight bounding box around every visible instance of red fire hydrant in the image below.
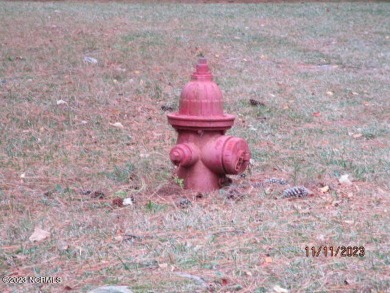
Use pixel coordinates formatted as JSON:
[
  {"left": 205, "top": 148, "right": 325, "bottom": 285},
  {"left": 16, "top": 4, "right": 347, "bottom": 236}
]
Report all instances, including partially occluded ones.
[{"left": 167, "top": 58, "right": 251, "bottom": 192}]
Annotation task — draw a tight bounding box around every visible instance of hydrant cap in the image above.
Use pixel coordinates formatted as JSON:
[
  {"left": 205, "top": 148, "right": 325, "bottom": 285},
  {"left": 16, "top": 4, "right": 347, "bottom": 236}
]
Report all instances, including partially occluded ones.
[
  {"left": 191, "top": 57, "right": 213, "bottom": 81},
  {"left": 167, "top": 58, "right": 235, "bottom": 131}
]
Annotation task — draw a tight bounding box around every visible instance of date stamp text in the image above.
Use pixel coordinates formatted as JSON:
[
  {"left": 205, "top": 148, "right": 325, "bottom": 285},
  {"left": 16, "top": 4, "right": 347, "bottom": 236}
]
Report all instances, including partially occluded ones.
[{"left": 305, "top": 246, "right": 365, "bottom": 257}]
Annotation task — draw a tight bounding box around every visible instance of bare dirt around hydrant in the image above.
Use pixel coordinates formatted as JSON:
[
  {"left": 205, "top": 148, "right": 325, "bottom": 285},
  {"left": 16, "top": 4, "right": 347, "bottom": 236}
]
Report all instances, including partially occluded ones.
[{"left": 0, "top": 2, "right": 389, "bottom": 293}]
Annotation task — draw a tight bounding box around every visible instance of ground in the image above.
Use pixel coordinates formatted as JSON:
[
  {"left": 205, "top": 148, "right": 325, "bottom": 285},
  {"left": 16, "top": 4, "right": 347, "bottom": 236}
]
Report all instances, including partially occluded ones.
[{"left": 0, "top": 2, "right": 389, "bottom": 293}]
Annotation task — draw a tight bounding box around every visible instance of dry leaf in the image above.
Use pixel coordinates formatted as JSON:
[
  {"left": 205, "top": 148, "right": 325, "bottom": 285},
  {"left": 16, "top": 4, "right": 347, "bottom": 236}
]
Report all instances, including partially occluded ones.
[
  {"left": 83, "top": 56, "right": 98, "bottom": 64},
  {"left": 56, "top": 99, "right": 67, "bottom": 105},
  {"left": 319, "top": 186, "right": 329, "bottom": 193},
  {"left": 273, "top": 285, "right": 289, "bottom": 293},
  {"left": 57, "top": 240, "right": 69, "bottom": 251},
  {"left": 29, "top": 227, "right": 50, "bottom": 242},
  {"left": 353, "top": 133, "right": 363, "bottom": 139},
  {"left": 110, "top": 122, "right": 124, "bottom": 129},
  {"left": 312, "top": 112, "right": 321, "bottom": 117},
  {"left": 158, "top": 263, "right": 168, "bottom": 269},
  {"left": 339, "top": 174, "right": 352, "bottom": 185},
  {"left": 265, "top": 256, "right": 273, "bottom": 263},
  {"left": 123, "top": 197, "right": 133, "bottom": 206},
  {"left": 332, "top": 200, "right": 342, "bottom": 207},
  {"left": 114, "top": 235, "right": 123, "bottom": 242},
  {"left": 326, "top": 91, "right": 334, "bottom": 96},
  {"left": 221, "top": 277, "right": 229, "bottom": 286},
  {"left": 112, "top": 198, "right": 124, "bottom": 207}
]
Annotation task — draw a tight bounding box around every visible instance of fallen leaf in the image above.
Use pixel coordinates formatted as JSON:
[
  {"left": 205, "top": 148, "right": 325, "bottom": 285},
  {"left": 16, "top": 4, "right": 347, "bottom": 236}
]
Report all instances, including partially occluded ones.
[
  {"left": 161, "top": 105, "right": 175, "bottom": 112},
  {"left": 352, "top": 133, "right": 363, "bottom": 139},
  {"left": 114, "top": 235, "right": 123, "bottom": 242},
  {"left": 326, "top": 91, "right": 334, "bottom": 96},
  {"left": 158, "top": 263, "right": 168, "bottom": 269},
  {"left": 344, "top": 220, "right": 355, "bottom": 224},
  {"left": 14, "top": 254, "right": 27, "bottom": 260},
  {"left": 273, "top": 285, "right": 289, "bottom": 293},
  {"left": 249, "top": 99, "right": 265, "bottom": 106},
  {"left": 110, "top": 122, "right": 124, "bottom": 129},
  {"left": 83, "top": 56, "right": 98, "bottom": 64},
  {"left": 312, "top": 112, "right": 321, "bottom": 117},
  {"left": 112, "top": 198, "right": 124, "bottom": 207},
  {"left": 319, "top": 186, "right": 329, "bottom": 193},
  {"left": 123, "top": 197, "right": 133, "bottom": 206},
  {"left": 91, "top": 191, "right": 105, "bottom": 199},
  {"left": 56, "top": 99, "right": 67, "bottom": 105},
  {"left": 332, "top": 200, "right": 342, "bottom": 207},
  {"left": 221, "top": 277, "right": 229, "bottom": 286},
  {"left": 57, "top": 240, "right": 69, "bottom": 251},
  {"left": 339, "top": 174, "right": 352, "bottom": 185},
  {"left": 265, "top": 256, "right": 273, "bottom": 263},
  {"left": 29, "top": 227, "right": 50, "bottom": 242}
]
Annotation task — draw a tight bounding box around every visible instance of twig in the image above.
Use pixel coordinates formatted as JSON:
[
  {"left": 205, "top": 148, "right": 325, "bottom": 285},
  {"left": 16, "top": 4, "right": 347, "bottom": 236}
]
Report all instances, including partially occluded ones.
[{"left": 174, "top": 272, "right": 208, "bottom": 288}]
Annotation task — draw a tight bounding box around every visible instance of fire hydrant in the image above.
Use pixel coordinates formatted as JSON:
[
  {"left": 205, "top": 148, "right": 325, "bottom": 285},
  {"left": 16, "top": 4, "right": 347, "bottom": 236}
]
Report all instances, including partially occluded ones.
[{"left": 167, "top": 58, "right": 251, "bottom": 192}]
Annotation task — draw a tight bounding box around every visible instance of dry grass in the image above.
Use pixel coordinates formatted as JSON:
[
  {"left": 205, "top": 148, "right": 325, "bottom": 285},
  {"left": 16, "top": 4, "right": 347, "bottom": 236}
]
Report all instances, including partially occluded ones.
[{"left": 0, "top": 2, "right": 389, "bottom": 293}]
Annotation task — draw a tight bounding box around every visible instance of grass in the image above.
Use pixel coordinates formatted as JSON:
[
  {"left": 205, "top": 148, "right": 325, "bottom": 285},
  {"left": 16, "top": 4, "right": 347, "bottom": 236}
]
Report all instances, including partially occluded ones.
[{"left": 0, "top": 1, "right": 389, "bottom": 293}]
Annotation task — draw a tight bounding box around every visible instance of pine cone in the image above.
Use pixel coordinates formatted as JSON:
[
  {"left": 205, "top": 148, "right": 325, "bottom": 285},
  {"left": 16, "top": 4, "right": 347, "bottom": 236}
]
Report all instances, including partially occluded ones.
[
  {"left": 249, "top": 99, "right": 265, "bottom": 106},
  {"left": 178, "top": 198, "right": 192, "bottom": 209},
  {"left": 282, "top": 186, "right": 309, "bottom": 198}
]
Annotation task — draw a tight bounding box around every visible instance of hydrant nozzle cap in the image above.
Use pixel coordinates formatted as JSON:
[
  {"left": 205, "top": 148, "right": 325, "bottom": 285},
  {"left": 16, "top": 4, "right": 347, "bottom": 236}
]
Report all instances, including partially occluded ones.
[{"left": 191, "top": 58, "right": 212, "bottom": 81}]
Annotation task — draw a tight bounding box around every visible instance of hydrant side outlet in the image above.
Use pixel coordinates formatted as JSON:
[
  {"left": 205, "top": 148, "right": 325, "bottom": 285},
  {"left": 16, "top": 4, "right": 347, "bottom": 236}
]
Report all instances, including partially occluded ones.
[{"left": 167, "top": 58, "right": 251, "bottom": 192}]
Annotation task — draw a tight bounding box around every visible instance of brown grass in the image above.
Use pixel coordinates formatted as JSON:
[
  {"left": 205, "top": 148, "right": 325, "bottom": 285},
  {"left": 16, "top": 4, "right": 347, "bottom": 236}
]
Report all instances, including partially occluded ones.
[{"left": 0, "top": 2, "right": 389, "bottom": 293}]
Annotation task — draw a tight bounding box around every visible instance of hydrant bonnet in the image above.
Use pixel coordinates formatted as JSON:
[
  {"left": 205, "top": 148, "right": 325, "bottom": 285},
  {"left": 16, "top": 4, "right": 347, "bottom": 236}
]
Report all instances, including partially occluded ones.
[{"left": 167, "top": 58, "right": 235, "bottom": 132}]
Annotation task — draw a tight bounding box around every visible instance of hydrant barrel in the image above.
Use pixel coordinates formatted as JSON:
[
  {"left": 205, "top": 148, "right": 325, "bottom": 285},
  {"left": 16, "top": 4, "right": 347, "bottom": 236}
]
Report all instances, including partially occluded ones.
[{"left": 167, "top": 58, "right": 251, "bottom": 192}]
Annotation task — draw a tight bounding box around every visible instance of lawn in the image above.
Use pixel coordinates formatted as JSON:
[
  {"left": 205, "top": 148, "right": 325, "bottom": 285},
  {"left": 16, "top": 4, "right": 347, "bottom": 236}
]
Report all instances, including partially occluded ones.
[{"left": 0, "top": 1, "right": 389, "bottom": 292}]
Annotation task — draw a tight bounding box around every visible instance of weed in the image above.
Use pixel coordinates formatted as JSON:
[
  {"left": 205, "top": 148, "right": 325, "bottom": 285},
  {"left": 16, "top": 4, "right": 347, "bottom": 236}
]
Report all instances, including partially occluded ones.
[
  {"left": 145, "top": 200, "right": 166, "bottom": 213},
  {"left": 104, "top": 161, "right": 135, "bottom": 183},
  {"left": 173, "top": 175, "right": 185, "bottom": 189}
]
